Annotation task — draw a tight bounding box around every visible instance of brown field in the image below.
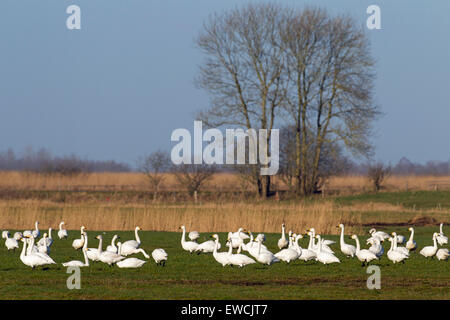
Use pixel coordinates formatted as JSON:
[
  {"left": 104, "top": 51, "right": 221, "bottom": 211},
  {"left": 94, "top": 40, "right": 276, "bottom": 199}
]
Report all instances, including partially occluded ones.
[
  {"left": 1, "top": 171, "right": 450, "bottom": 194},
  {"left": 0, "top": 171, "right": 449, "bottom": 232}
]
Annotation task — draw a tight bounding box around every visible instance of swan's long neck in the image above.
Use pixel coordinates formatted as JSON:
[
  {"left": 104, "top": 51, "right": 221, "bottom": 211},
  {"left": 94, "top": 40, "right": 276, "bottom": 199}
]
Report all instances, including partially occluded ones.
[
  {"left": 227, "top": 240, "right": 233, "bottom": 256},
  {"left": 213, "top": 238, "right": 219, "bottom": 254},
  {"left": 27, "top": 236, "right": 36, "bottom": 254},
  {"left": 340, "top": 226, "right": 345, "bottom": 246},
  {"left": 258, "top": 240, "right": 262, "bottom": 255},
  {"left": 288, "top": 235, "right": 293, "bottom": 247},
  {"left": 59, "top": 222, "right": 63, "bottom": 231},
  {"left": 393, "top": 236, "right": 398, "bottom": 250},
  {"left": 408, "top": 228, "right": 414, "bottom": 242},
  {"left": 354, "top": 236, "right": 360, "bottom": 253},
  {"left": 111, "top": 235, "right": 117, "bottom": 247},
  {"left": 281, "top": 225, "right": 286, "bottom": 240},
  {"left": 135, "top": 228, "right": 141, "bottom": 244},
  {"left": 117, "top": 242, "right": 122, "bottom": 255},
  {"left": 181, "top": 228, "right": 186, "bottom": 244},
  {"left": 308, "top": 234, "right": 314, "bottom": 250},
  {"left": 48, "top": 228, "right": 52, "bottom": 239},
  {"left": 21, "top": 240, "right": 27, "bottom": 258},
  {"left": 34, "top": 222, "right": 38, "bottom": 231},
  {"left": 433, "top": 234, "right": 437, "bottom": 248},
  {"left": 388, "top": 239, "right": 394, "bottom": 252},
  {"left": 98, "top": 237, "right": 103, "bottom": 254},
  {"left": 440, "top": 223, "right": 443, "bottom": 234}
]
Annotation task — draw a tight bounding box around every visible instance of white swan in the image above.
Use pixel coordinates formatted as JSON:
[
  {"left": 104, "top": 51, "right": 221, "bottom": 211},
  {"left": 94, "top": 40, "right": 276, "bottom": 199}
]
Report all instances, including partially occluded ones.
[
  {"left": 367, "top": 237, "right": 384, "bottom": 258},
  {"left": 253, "top": 238, "right": 279, "bottom": 265},
  {"left": 387, "top": 237, "right": 408, "bottom": 264},
  {"left": 420, "top": 233, "right": 439, "bottom": 258},
  {"left": 86, "top": 232, "right": 101, "bottom": 262},
  {"left": 37, "top": 233, "right": 51, "bottom": 254},
  {"left": 227, "top": 241, "right": 256, "bottom": 267},
  {"left": 195, "top": 238, "right": 221, "bottom": 254},
  {"left": 436, "top": 223, "right": 448, "bottom": 246},
  {"left": 180, "top": 225, "right": 199, "bottom": 253},
  {"left": 298, "top": 233, "right": 316, "bottom": 261},
  {"left": 120, "top": 226, "right": 144, "bottom": 256},
  {"left": 231, "top": 227, "right": 250, "bottom": 240},
  {"left": 188, "top": 231, "right": 200, "bottom": 242},
  {"left": 37, "top": 228, "right": 53, "bottom": 247},
  {"left": 97, "top": 236, "right": 125, "bottom": 266},
  {"left": 391, "top": 232, "right": 409, "bottom": 256},
  {"left": 315, "top": 235, "right": 340, "bottom": 265},
  {"left": 405, "top": 227, "right": 417, "bottom": 251},
  {"left": 24, "top": 221, "right": 40, "bottom": 238},
  {"left": 277, "top": 223, "right": 288, "bottom": 249},
  {"left": 106, "top": 235, "right": 120, "bottom": 253},
  {"left": 436, "top": 248, "right": 449, "bottom": 261},
  {"left": 72, "top": 226, "right": 86, "bottom": 250},
  {"left": 337, "top": 224, "right": 356, "bottom": 258},
  {"left": 151, "top": 249, "right": 168, "bottom": 266},
  {"left": 352, "top": 235, "right": 378, "bottom": 266},
  {"left": 117, "top": 257, "right": 146, "bottom": 268},
  {"left": 62, "top": 233, "right": 89, "bottom": 267},
  {"left": 19, "top": 238, "right": 54, "bottom": 269},
  {"left": 26, "top": 236, "right": 56, "bottom": 264},
  {"left": 227, "top": 228, "right": 248, "bottom": 249},
  {"left": 211, "top": 234, "right": 230, "bottom": 267},
  {"left": 368, "top": 228, "right": 389, "bottom": 242},
  {"left": 58, "top": 222, "right": 68, "bottom": 240},
  {"left": 275, "top": 236, "right": 300, "bottom": 263},
  {"left": 3, "top": 231, "right": 19, "bottom": 251}
]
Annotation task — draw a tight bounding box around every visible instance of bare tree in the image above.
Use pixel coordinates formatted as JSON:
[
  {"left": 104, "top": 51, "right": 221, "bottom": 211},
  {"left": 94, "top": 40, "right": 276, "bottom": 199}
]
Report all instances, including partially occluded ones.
[
  {"left": 367, "top": 162, "right": 391, "bottom": 192},
  {"left": 195, "top": 3, "right": 287, "bottom": 198},
  {"left": 172, "top": 164, "right": 217, "bottom": 197},
  {"left": 137, "top": 150, "right": 170, "bottom": 199},
  {"left": 280, "top": 7, "right": 380, "bottom": 195}
]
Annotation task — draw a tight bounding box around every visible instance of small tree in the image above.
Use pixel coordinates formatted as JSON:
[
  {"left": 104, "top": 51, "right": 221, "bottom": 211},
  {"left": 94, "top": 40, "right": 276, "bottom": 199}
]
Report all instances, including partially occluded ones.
[
  {"left": 172, "top": 164, "right": 216, "bottom": 198},
  {"left": 137, "top": 151, "right": 170, "bottom": 199},
  {"left": 367, "top": 162, "right": 391, "bottom": 192}
]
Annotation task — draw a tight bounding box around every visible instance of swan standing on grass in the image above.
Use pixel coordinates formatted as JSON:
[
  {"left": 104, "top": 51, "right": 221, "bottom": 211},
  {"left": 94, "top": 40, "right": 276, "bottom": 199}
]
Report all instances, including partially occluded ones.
[
  {"left": 62, "top": 233, "right": 89, "bottom": 267},
  {"left": 20, "top": 238, "right": 54, "bottom": 269},
  {"left": 227, "top": 228, "right": 248, "bottom": 249},
  {"left": 151, "top": 248, "right": 168, "bottom": 266},
  {"left": 387, "top": 237, "right": 408, "bottom": 264},
  {"left": 37, "top": 228, "right": 53, "bottom": 247},
  {"left": 227, "top": 240, "right": 256, "bottom": 267},
  {"left": 436, "top": 223, "right": 448, "bottom": 246},
  {"left": 37, "top": 233, "right": 51, "bottom": 254},
  {"left": 337, "top": 224, "right": 356, "bottom": 258},
  {"left": 367, "top": 237, "right": 384, "bottom": 258},
  {"left": 315, "top": 235, "right": 340, "bottom": 265},
  {"left": 86, "top": 232, "right": 101, "bottom": 262},
  {"left": 180, "top": 225, "right": 199, "bottom": 253},
  {"left": 195, "top": 237, "right": 221, "bottom": 254},
  {"left": 72, "top": 226, "right": 86, "bottom": 250},
  {"left": 211, "top": 234, "right": 230, "bottom": 267},
  {"left": 351, "top": 235, "right": 378, "bottom": 266},
  {"left": 436, "top": 248, "right": 449, "bottom": 261},
  {"left": 117, "top": 257, "right": 147, "bottom": 268},
  {"left": 406, "top": 227, "right": 417, "bottom": 251},
  {"left": 253, "top": 238, "right": 279, "bottom": 266},
  {"left": 96, "top": 235, "right": 125, "bottom": 266},
  {"left": 26, "top": 236, "right": 56, "bottom": 264},
  {"left": 275, "top": 237, "right": 300, "bottom": 263},
  {"left": 3, "top": 231, "right": 19, "bottom": 251},
  {"left": 298, "top": 233, "right": 316, "bottom": 261},
  {"left": 58, "top": 222, "right": 68, "bottom": 240},
  {"left": 120, "top": 226, "right": 146, "bottom": 256},
  {"left": 277, "top": 223, "right": 288, "bottom": 249},
  {"left": 391, "top": 232, "right": 410, "bottom": 256},
  {"left": 420, "top": 233, "right": 439, "bottom": 258},
  {"left": 106, "top": 235, "right": 120, "bottom": 253}
]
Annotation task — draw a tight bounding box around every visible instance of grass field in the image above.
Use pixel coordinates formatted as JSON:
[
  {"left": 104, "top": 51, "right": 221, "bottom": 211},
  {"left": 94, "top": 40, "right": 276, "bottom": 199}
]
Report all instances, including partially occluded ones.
[{"left": 0, "top": 226, "right": 448, "bottom": 300}]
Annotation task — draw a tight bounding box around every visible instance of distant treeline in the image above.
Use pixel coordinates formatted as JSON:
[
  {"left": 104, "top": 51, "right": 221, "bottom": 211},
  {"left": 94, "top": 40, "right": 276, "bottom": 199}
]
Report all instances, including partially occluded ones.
[
  {"left": 0, "top": 148, "right": 131, "bottom": 174},
  {"left": 348, "top": 157, "right": 450, "bottom": 176},
  {"left": 0, "top": 148, "right": 448, "bottom": 176}
]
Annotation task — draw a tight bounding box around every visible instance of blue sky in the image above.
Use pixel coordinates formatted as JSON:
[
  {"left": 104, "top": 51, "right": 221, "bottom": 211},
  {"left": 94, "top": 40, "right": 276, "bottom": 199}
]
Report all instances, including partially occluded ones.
[{"left": 0, "top": 0, "right": 449, "bottom": 165}]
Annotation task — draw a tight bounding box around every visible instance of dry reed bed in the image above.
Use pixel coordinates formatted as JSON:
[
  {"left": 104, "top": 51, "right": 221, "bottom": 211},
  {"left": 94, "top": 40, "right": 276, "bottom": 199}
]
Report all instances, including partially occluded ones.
[
  {"left": 1, "top": 171, "right": 449, "bottom": 193},
  {"left": 0, "top": 200, "right": 365, "bottom": 235}
]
